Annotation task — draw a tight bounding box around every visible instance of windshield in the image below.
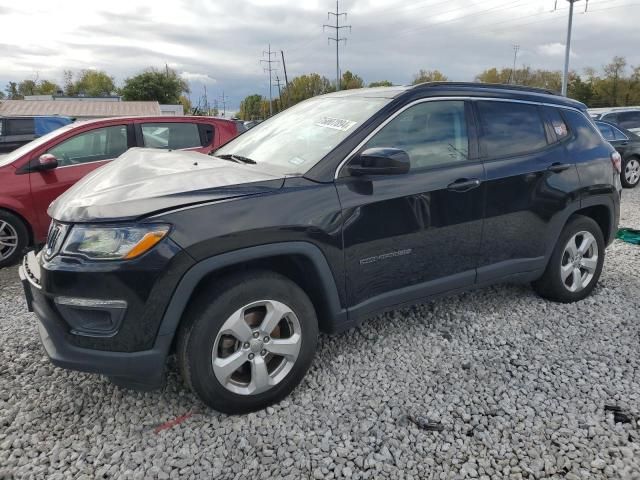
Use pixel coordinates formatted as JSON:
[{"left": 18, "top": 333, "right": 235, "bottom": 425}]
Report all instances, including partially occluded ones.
[
  {"left": 214, "top": 96, "right": 392, "bottom": 174},
  {"left": 0, "top": 123, "right": 77, "bottom": 168}
]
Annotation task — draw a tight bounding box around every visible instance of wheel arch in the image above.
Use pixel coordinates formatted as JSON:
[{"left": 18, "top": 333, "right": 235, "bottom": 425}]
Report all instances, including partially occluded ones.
[{"left": 157, "top": 242, "right": 349, "bottom": 349}]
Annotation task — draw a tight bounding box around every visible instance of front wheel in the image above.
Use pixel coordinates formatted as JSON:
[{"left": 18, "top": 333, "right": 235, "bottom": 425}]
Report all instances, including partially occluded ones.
[
  {"left": 177, "top": 271, "right": 318, "bottom": 414},
  {"left": 532, "top": 215, "right": 605, "bottom": 303},
  {"left": 621, "top": 157, "right": 640, "bottom": 188}
]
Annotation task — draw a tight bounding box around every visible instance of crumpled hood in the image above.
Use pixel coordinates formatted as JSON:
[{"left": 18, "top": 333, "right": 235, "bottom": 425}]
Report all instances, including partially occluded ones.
[{"left": 49, "top": 148, "right": 285, "bottom": 222}]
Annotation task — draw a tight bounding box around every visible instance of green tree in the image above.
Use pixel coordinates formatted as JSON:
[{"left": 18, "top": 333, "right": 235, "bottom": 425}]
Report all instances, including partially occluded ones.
[
  {"left": 368, "top": 80, "right": 393, "bottom": 87},
  {"left": 280, "top": 73, "right": 333, "bottom": 106},
  {"left": 5, "top": 82, "right": 20, "bottom": 99},
  {"left": 66, "top": 70, "right": 116, "bottom": 96},
  {"left": 412, "top": 69, "right": 448, "bottom": 85},
  {"left": 121, "top": 68, "right": 189, "bottom": 104},
  {"left": 340, "top": 71, "right": 364, "bottom": 90},
  {"left": 37, "top": 80, "right": 61, "bottom": 95},
  {"left": 17, "top": 79, "right": 37, "bottom": 97},
  {"left": 178, "top": 95, "right": 192, "bottom": 115},
  {"left": 238, "top": 94, "right": 265, "bottom": 120}
]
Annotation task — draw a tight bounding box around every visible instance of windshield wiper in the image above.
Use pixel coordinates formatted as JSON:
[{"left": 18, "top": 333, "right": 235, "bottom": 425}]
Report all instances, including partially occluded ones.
[{"left": 215, "top": 153, "right": 257, "bottom": 165}]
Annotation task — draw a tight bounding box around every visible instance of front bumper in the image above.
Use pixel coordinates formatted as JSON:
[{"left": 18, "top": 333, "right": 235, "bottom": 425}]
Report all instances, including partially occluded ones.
[{"left": 19, "top": 250, "right": 175, "bottom": 390}]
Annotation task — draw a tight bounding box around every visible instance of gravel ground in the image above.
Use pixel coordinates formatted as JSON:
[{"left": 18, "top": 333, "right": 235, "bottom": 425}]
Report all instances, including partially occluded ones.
[{"left": 1, "top": 189, "right": 640, "bottom": 480}]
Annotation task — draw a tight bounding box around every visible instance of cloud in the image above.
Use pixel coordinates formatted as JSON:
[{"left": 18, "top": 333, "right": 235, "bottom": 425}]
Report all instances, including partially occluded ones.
[
  {"left": 537, "top": 42, "right": 576, "bottom": 58},
  {"left": 180, "top": 72, "right": 217, "bottom": 84}
]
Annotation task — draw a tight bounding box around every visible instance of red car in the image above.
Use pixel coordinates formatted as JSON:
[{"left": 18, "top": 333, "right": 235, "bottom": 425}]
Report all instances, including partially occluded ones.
[{"left": 0, "top": 116, "right": 239, "bottom": 266}]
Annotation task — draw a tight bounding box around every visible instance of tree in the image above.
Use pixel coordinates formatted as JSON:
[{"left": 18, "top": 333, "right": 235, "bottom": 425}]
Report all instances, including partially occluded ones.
[
  {"left": 38, "top": 80, "right": 61, "bottom": 95},
  {"left": 121, "top": 68, "right": 189, "bottom": 104},
  {"left": 280, "top": 73, "right": 333, "bottom": 106},
  {"left": 65, "top": 70, "right": 116, "bottom": 97},
  {"left": 238, "top": 94, "right": 265, "bottom": 120},
  {"left": 17, "top": 80, "right": 37, "bottom": 97},
  {"left": 368, "top": 80, "right": 393, "bottom": 87},
  {"left": 412, "top": 69, "right": 448, "bottom": 84},
  {"left": 5, "top": 82, "right": 19, "bottom": 99},
  {"left": 340, "top": 71, "right": 364, "bottom": 90},
  {"left": 178, "top": 95, "right": 192, "bottom": 115}
]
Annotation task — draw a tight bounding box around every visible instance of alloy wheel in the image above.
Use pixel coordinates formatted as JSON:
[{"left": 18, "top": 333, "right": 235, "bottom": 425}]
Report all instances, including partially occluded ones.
[
  {"left": 625, "top": 158, "right": 640, "bottom": 186},
  {"left": 560, "top": 231, "right": 598, "bottom": 293},
  {"left": 212, "top": 300, "right": 302, "bottom": 395},
  {"left": 0, "top": 220, "right": 19, "bottom": 262}
]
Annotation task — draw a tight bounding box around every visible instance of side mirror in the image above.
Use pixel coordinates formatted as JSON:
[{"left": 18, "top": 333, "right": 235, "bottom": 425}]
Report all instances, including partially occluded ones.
[
  {"left": 348, "top": 148, "right": 410, "bottom": 176},
  {"left": 37, "top": 154, "right": 58, "bottom": 171}
]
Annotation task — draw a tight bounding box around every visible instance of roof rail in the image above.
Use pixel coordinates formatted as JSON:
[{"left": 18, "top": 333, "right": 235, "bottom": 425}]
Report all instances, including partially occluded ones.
[{"left": 413, "top": 82, "right": 559, "bottom": 96}]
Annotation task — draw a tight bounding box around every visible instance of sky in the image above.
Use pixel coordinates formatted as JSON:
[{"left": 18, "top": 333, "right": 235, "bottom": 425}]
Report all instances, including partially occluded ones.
[{"left": 0, "top": 0, "right": 639, "bottom": 111}]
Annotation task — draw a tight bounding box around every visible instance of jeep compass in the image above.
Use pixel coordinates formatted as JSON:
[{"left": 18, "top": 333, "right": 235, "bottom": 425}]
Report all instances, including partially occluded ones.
[{"left": 20, "top": 83, "right": 622, "bottom": 414}]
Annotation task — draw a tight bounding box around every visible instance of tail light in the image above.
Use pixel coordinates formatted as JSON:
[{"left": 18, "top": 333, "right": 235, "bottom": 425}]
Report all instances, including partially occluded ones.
[{"left": 611, "top": 151, "right": 622, "bottom": 173}]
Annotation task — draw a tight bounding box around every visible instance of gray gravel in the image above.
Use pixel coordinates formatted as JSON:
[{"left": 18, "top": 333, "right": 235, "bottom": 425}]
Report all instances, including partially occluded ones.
[{"left": 1, "top": 189, "right": 640, "bottom": 480}]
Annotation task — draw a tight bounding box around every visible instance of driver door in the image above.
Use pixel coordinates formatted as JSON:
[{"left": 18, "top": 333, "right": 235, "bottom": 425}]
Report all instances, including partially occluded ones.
[{"left": 30, "top": 124, "right": 130, "bottom": 232}]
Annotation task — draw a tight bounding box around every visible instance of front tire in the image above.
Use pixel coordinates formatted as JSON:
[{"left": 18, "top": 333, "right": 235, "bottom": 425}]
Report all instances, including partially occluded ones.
[
  {"left": 621, "top": 156, "right": 640, "bottom": 188},
  {"left": 532, "top": 215, "right": 605, "bottom": 303},
  {"left": 177, "top": 271, "right": 318, "bottom": 414},
  {"left": 0, "top": 210, "right": 28, "bottom": 268}
]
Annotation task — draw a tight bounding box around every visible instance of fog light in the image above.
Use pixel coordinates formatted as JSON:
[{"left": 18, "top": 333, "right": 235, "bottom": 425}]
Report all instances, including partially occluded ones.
[{"left": 54, "top": 297, "right": 127, "bottom": 337}]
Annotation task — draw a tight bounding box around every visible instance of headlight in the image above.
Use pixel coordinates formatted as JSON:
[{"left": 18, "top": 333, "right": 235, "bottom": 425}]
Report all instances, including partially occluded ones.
[{"left": 61, "top": 225, "right": 170, "bottom": 260}]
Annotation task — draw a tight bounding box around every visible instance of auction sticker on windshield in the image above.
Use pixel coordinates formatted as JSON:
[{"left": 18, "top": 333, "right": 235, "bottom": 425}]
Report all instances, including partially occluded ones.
[{"left": 315, "top": 117, "right": 357, "bottom": 131}]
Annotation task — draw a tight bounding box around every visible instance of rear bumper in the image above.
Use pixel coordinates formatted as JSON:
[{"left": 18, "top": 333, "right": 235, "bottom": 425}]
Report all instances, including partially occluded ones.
[{"left": 19, "top": 252, "right": 170, "bottom": 390}]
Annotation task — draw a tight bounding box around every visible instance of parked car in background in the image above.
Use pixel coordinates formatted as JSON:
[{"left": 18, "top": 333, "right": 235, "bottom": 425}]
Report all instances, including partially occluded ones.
[
  {"left": 0, "top": 116, "right": 73, "bottom": 153},
  {"left": 20, "top": 83, "right": 621, "bottom": 413},
  {"left": 590, "top": 107, "right": 640, "bottom": 135},
  {"left": 595, "top": 120, "right": 640, "bottom": 188},
  {"left": 0, "top": 115, "right": 239, "bottom": 266}
]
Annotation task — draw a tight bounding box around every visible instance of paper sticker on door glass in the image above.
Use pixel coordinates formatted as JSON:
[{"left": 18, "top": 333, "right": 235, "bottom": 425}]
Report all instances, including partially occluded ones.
[
  {"left": 553, "top": 121, "right": 567, "bottom": 137},
  {"left": 315, "top": 117, "right": 357, "bottom": 131}
]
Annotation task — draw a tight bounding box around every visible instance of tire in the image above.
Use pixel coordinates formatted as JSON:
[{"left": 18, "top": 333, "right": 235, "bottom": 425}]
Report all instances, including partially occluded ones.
[
  {"left": 0, "top": 210, "right": 29, "bottom": 268},
  {"left": 177, "top": 270, "right": 318, "bottom": 414},
  {"left": 532, "top": 215, "right": 605, "bottom": 303},
  {"left": 621, "top": 156, "right": 640, "bottom": 188}
]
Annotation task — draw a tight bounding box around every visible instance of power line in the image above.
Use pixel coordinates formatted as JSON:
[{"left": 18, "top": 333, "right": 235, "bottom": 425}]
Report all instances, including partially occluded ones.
[
  {"left": 324, "top": 0, "right": 351, "bottom": 91},
  {"left": 218, "top": 91, "right": 228, "bottom": 117},
  {"left": 260, "top": 43, "right": 279, "bottom": 117}
]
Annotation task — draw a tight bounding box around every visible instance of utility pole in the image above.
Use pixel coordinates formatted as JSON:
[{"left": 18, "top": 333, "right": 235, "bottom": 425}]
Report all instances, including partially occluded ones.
[
  {"left": 511, "top": 44, "right": 520, "bottom": 85},
  {"left": 324, "top": 0, "right": 351, "bottom": 92},
  {"left": 280, "top": 50, "right": 290, "bottom": 107},
  {"left": 203, "top": 85, "right": 209, "bottom": 114},
  {"left": 558, "top": 0, "right": 588, "bottom": 96},
  {"left": 261, "top": 43, "right": 279, "bottom": 117},
  {"left": 218, "top": 91, "right": 228, "bottom": 117},
  {"left": 274, "top": 75, "right": 283, "bottom": 111}
]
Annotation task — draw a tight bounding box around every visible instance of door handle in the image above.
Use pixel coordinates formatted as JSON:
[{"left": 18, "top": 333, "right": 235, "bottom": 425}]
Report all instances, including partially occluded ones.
[
  {"left": 447, "top": 178, "right": 481, "bottom": 192},
  {"left": 547, "top": 162, "right": 571, "bottom": 173}
]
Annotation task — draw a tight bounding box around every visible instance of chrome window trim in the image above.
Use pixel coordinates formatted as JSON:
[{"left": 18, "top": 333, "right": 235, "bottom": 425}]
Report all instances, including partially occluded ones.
[{"left": 333, "top": 96, "right": 589, "bottom": 180}]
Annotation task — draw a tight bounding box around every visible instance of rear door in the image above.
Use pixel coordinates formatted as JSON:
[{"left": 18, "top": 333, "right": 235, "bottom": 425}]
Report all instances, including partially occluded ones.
[
  {"left": 137, "top": 121, "right": 214, "bottom": 153},
  {"left": 475, "top": 101, "right": 580, "bottom": 282},
  {"left": 336, "top": 99, "right": 485, "bottom": 316},
  {"left": 30, "top": 124, "right": 131, "bottom": 231}
]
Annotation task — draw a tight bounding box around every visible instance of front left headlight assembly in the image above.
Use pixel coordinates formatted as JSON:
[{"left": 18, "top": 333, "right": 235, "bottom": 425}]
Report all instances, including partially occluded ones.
[{"left": 61, "top": 224, "right": 170, "bottom": 260}]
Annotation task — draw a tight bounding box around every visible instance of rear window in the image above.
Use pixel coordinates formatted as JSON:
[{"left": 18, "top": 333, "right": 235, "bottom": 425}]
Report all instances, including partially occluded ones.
[
  {"left": 563, "top": 109, "right": 603, "bottom": 149},
  {"left": 477, "top": 101, "right": 548, "bottom": 157},
  {"left": 5, "top": 118, "right": 35, "bottom": 136},
  {"left": 141, "top": 122, "right": 203, "bottom": 150},
  {"left": 596, "top": 122, "right": 615, "bottom": 141}
]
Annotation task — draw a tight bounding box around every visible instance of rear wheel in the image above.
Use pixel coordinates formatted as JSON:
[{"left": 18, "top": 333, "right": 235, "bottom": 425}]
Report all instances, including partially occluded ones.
[
  {"left": 532, "top": 215, "right": 605, "bottom": 303},
  {"left": 177, "top": 271, "right": 318, "bottom": 414},
  {"left": 621, "top": 157, "right": 640, "bottom": 188},
  {"left": 0, "top": 211, "right": 28, "bottom": 268}
]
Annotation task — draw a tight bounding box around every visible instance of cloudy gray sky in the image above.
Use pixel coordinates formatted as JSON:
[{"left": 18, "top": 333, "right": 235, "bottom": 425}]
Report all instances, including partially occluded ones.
[{"left": 1, "top": 0, "right": 639, "bottom": 111}]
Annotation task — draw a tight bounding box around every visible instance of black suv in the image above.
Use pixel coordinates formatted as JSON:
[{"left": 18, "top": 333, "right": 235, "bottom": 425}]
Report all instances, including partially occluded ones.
[{"left": 20, "top": 83, "right": 622, "bottom": 414}]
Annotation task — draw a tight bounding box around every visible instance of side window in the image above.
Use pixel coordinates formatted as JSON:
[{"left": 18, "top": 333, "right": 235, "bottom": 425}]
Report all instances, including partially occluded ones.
[
  {"left": 545, "top": 107, "right": 570, "bottom": 141},
  {"left": 141, "top": 123, "right": 202, "bottom": 150},
  {"left": 596, "top": 122, "right": 615, "bottom": 141},
  {"left": 618, "top": 112, "right": 640, "bottom": 130},
  {"left": 363, "top": 100, "right": 469, "bottom": 170},
  {"left": 6, "top": 118, "right": 35, "bottom": 136},
  {"left": 477, "top": 101, "right": 547, "bottom": 157},
  {"left": 562, "top": 110, "right": 603, "bottom": 149},
  {"left": 48, "top": 125, "right": 128, "bottom": 166},
  {"left": 602, "top": 113, "right": 618, "bottom": 124},
  {"left": 611, "top": 126, "right": 629, "bottom": 141}
]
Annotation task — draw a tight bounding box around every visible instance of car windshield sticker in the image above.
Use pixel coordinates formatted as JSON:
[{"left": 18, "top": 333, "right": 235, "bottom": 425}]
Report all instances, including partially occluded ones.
[
  {"left": 315, "top": 117, "right": 357, "bottom": 131},
  {"left": 553, "top": 121, "right": 567, "bottom": 137},
  {"left": 288, "top": 157, "right": 306, "bottom": 166}
]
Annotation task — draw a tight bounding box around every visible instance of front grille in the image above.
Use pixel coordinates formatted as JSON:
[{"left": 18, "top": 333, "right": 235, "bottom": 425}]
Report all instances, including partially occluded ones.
[{"left": 44, "top": 222, "right": 69, "bottom": 260}]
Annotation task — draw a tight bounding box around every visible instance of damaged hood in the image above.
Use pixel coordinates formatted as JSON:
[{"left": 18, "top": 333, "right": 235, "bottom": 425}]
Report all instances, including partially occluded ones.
[{"left": 49, "top": 148, "right": 285, "bottom": 222}]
